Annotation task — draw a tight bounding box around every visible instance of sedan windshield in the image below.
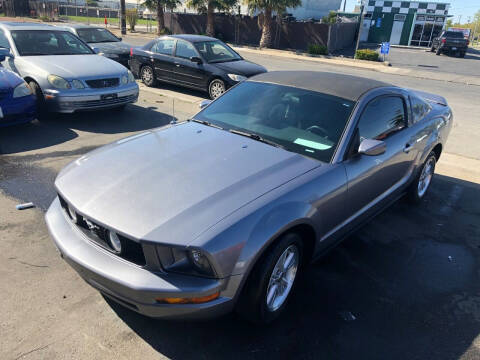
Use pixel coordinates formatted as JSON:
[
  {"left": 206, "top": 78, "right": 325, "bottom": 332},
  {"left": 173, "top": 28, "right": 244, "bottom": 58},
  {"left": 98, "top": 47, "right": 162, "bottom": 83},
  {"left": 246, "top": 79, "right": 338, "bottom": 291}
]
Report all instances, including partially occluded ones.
[
  {"left": 11, "top": 30, "right": 93, "bottom": 56},
  {"left": 195, "top": 82, "right": 355, "bottom": 163},
  {"left": 194, "top": 40, "right": 242, "bottom": 63},
  {"left": 76, "top": 28, "right": 119, "bottom": 43}
]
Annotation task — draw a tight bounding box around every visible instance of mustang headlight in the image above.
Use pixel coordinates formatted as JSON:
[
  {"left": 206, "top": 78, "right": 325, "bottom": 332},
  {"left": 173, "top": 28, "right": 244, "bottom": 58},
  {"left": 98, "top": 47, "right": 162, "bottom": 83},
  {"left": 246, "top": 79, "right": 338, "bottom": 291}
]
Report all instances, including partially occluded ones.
[
  {"left": 227, "top": 74, "right": 247, "bottom": 82},
  {"left": 127, "top": 70, "right": 135, "bottom": 83},
  {"left": 121, "top": 75, "right": 128, "bottom": 85},
  {"left": 72, "top": 79, "right": 85, "bottom": 89},
  {"left": 47, "top": 75, "right": 71, "bottom": 89},
  {"left": 157, "top": 246, "right": 216, "bottom": 277},
  {"left": 13, "top": 82, "right": 33, "bottom": 98}
]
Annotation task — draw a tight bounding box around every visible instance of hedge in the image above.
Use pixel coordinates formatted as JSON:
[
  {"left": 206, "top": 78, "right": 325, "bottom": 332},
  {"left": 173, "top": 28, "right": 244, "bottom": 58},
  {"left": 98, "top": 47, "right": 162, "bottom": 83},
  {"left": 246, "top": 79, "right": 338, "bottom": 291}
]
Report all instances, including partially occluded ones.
[{"left": 355, "top": 49, "right": 379, "bottom": 61}]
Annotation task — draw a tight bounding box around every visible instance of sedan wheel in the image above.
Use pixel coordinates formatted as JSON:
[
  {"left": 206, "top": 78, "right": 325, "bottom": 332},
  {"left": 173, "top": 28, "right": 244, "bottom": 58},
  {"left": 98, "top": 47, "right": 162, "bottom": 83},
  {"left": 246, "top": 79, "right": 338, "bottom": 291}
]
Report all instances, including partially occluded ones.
[
  {"left": 141, "top": 66, "right": 156, "bottom": 87},
  {"left": 208, "top": 79, "right": 226, "bottom": 100},
  {"left": 236, "top": 233, "right": 303, "bottom": 323}
]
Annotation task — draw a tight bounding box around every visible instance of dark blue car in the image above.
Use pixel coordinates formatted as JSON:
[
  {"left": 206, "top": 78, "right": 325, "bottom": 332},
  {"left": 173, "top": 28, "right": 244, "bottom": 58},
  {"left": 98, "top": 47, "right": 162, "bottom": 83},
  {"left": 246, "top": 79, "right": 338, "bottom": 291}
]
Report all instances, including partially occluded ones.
[{"left": 0, "top": 49, "right": 36, "bottom": 126}]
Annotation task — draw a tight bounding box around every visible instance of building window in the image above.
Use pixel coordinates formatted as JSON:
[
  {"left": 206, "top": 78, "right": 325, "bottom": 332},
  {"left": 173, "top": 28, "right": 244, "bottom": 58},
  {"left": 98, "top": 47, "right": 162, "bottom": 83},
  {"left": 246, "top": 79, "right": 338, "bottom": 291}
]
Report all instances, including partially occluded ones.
[
  {"left": 418, "top": 2, "right": 428, "bottom": 9},
  {"left": 436, "top": 4, "right": 446, "bottom": 10}
]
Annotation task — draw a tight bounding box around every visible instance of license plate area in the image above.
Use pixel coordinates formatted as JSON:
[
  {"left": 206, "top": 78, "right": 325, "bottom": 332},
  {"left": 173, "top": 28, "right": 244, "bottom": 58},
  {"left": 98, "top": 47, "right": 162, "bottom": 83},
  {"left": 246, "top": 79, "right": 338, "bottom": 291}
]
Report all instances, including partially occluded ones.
[{"left": 101, "top": 93, "right": 118, "bottom": 100}]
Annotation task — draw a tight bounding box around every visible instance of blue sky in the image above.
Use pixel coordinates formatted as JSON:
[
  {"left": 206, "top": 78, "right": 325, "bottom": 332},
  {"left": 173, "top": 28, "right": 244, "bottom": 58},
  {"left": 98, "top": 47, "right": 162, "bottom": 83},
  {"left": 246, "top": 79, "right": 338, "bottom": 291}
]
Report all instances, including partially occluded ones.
[{"left": 344, "top": 0, "right": 480, "bottom": 22}]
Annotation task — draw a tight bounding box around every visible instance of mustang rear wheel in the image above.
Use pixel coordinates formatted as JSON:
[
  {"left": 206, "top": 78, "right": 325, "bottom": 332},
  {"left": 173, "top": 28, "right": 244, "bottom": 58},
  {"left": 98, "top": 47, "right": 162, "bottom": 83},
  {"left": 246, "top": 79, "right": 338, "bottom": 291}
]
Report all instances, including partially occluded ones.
[
  {"left": 140, "top": 65, "right": 156, "bottom": 87},
  {"left": 408, "top": 151, "right": 436, "bottom": 203},
  {"left": 236, "top": 233, "right": 303, "bottom": 323}
]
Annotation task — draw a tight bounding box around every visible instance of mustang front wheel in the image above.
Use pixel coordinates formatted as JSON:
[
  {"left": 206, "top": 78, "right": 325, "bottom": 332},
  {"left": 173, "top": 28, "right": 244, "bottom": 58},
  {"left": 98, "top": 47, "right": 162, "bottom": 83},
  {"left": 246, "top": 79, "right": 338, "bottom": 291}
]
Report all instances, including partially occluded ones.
[{"left": 236, "top": 233, "right": 303, "bottom": 323}]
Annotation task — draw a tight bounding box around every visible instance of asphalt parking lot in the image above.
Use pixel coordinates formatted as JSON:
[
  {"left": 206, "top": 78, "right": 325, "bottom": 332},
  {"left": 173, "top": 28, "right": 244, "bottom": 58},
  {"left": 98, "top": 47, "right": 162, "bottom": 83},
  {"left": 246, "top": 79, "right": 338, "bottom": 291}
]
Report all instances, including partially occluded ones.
[{"left": 1, "top": 45, "right": 480, "bottom": 360}]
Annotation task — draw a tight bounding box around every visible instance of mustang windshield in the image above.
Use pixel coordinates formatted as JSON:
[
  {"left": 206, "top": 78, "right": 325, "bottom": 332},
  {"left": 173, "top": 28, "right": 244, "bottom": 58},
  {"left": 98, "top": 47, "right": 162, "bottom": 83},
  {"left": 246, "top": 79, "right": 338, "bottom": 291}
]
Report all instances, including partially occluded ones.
[
  {"left": 195, "top": 81, "right": 355, "bottom": 163},
  {"left": 194, "top": 41, "right": 242, "bottom": 63},
  {"left": 11, "top": 30, "right": 93, "bottom": 56},
  {"left": 76, "top": 28, "right": 119, "bottom": 43}
]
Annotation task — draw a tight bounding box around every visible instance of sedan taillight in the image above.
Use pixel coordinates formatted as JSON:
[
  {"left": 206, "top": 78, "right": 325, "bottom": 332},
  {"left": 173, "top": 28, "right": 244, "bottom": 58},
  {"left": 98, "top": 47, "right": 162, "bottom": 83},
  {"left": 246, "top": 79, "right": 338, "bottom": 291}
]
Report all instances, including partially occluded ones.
[{"left": 441, "top": 38, "right": 446, "bottom": 44}]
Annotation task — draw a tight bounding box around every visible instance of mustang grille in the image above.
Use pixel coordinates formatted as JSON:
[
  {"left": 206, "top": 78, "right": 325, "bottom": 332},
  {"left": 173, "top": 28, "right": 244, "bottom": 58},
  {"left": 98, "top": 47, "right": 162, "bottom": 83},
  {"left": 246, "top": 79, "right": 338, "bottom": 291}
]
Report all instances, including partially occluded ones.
[
  {"left": 86, "top": 78, "right": 119, "bottom": 88},
  {"left": 58, "top": 195, "right": 146, "bottom": 266}
]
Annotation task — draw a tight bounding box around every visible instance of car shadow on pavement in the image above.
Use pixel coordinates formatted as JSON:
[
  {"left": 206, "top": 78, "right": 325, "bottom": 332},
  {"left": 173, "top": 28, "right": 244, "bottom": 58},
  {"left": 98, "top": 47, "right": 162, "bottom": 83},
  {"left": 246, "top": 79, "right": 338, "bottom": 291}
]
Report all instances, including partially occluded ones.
[
  {"left": 0, "top": 104, "right": 171, "bottom": 154},
  {"left": 106, "top": 174, "right": 480, "bottom": 360}
]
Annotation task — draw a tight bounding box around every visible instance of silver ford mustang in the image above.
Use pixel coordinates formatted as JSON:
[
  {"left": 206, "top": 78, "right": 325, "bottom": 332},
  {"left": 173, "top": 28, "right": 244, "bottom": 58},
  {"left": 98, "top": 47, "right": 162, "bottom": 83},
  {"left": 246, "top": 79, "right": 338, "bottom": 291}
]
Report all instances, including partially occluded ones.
[
  {"left": 46, "top": 71, "right": 452, "bottom": 323},
  {"left": 0, "top": 22, "right": 138, "bottom": 114}
]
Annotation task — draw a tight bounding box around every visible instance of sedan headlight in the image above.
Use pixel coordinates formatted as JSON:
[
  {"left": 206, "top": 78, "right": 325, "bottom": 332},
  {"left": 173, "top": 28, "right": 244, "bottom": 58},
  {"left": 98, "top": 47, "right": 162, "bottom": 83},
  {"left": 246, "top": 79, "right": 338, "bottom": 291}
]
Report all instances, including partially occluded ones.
[
  {"left": 13, "top": 82, "right": 33, "bottom": 98},
  {"left": 47, "top": 75, "right": 71, "bottom": 89},
  {"left": 227, "top": 74, "right": 247, "bottom": 82},
  {"left": 72, "top": 79, "right": 85, "bottom": 89},
  {"left": 121, "top": 75, "right": 128, "bottom": 85},
  {"left": 157, "top": 246, "right": 216, "bottom": 277},
  {"left": 127, "top": 70, "right": 135, "bottom": 83}
]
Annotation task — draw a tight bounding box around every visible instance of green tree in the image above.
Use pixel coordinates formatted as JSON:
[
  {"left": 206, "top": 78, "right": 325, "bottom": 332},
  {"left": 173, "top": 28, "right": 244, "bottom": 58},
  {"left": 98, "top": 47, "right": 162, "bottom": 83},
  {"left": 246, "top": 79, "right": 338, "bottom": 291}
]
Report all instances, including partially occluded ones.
[
  {"left": 322, "top": 10, "right": 337, "bottom": 24},
  {"left": 143, "top": 0, "right": 181, "bottom": 35},
  {"left": 245, "top": 0, "right": 302, "bottom": 48},
  {"left": 446, "top": 19, "right": 453, "bottom": 29},
  {"left": 186, "top": 0, "right": 237, "bottom": 37},
  {"left": 86, "top": 0, "right": 99, "bottom": 7}
]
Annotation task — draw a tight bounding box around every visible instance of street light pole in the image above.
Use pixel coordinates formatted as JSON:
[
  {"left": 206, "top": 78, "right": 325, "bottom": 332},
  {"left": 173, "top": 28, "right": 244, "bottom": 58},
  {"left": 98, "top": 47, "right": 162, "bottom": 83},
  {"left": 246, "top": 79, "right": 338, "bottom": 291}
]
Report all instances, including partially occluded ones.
[
  {"left": 120, "top": 0, "right": 127, "bottom": 35},
  {"left": 354, "top": 1, "right": 365, "bottom": 59}
]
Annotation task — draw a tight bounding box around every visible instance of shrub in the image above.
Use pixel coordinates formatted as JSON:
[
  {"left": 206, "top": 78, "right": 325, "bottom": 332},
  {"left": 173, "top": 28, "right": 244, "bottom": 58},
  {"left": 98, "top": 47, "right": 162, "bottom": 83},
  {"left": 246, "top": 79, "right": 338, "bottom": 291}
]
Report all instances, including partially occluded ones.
[
  {"left": 355, "top": 49, "right": 379, "bottom": 61},
  {"left": 126, "top": 9, "right": 138, "bottom": 31},
  {"left": 307, "top": 44, "right": 328, "bottom": 55}
]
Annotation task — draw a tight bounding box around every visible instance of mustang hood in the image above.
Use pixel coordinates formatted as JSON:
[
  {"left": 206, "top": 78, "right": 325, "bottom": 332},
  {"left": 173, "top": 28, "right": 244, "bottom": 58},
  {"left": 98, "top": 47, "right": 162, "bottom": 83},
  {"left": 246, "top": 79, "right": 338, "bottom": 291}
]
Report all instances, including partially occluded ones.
[
  {"left": 0, "top": 68, "right": 22, "bottom": 90},
  {"left": 55, "top": 122, "right": 319, "bottom": 245},
  {"left": 214, "top": 60, "right": 266, "bottom": 77},
  {"left": 19, "top": 54, "right": 127, "bottom": 79}
]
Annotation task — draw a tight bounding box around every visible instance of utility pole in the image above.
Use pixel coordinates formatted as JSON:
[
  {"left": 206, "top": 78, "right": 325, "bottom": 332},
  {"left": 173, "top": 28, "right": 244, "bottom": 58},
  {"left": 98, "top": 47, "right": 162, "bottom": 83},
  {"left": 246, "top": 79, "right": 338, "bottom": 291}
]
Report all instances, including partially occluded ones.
[
  {"left": 120, "top": 0, "right": 127, "bottom": 35},
  {"left": 354, "top": 0, "right": 365, "bottom": 59}
]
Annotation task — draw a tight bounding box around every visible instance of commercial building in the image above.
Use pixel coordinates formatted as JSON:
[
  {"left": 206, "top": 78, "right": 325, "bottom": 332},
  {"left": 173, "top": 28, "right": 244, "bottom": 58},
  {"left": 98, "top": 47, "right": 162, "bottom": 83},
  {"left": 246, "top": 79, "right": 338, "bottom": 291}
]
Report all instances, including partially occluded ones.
[{"left": 360, "top": 1, "right": 451, "bottom": 47}]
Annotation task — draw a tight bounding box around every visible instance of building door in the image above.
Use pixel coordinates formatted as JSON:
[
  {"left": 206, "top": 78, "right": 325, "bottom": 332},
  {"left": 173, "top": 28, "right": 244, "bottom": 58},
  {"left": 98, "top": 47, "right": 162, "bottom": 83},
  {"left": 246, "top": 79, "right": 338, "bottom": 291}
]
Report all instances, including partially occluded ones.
[{"left": 390, "top": 14, "right": 406, "bottom": 45}]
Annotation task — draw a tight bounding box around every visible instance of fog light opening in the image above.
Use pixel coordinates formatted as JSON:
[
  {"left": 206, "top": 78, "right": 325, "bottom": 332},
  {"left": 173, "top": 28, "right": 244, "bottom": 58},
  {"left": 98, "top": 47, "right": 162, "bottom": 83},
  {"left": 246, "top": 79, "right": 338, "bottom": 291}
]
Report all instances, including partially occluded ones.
[{"left": 156, "top": 292, "right": 220, "bottom": 305}]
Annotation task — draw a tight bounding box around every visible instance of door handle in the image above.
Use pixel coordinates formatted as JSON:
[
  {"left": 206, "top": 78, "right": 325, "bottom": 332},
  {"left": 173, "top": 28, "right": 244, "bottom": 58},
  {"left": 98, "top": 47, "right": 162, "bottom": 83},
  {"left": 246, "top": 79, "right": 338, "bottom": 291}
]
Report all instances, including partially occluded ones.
[
  {"left": 175, "top": 63, "right": 180, "bottom": 67},
  {"left": 403, "top": 143, "right": 413, "bottom": 153}
]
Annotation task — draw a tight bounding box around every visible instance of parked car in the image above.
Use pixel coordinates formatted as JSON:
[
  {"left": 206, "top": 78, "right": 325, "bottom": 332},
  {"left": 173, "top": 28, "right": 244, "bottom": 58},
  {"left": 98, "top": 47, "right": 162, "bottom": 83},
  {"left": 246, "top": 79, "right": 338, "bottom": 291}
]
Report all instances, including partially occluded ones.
[
  {"left": 129, "top": 34, "right": 267, "bottom": 99},
  {"left": 59, "top": 24, "right": 132, "bottom": 68},
  {"left": 0, "top": 48, "right": 36, "bottom": 126},
  {"left": 46, "top": 71, "right": 452, "bottom": 323},
  {"left": 0, "top": 22, "right": 139, "bottom": 115},
  {"left": 431, "top": 31, "right": 469, "bottom": 57}
]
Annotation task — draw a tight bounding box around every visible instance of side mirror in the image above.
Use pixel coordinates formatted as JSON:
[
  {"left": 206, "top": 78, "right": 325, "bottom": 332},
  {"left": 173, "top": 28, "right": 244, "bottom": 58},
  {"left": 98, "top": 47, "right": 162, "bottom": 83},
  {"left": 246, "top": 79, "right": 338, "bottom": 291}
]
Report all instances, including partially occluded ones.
[
  {"left": 0, "top": 48, "right": 12, "bottom": 62},
  {"left": 199, "top": 99, "right": 212, "bottom": 109},
  {"left": 358, "top": 139, "right": 386, "bottom": 156},
  {"left": 92, "top": 47, "right": 100, "bottom": 54},
  {"left": 190, "top": 56, "right": 203, "bottom": 64},
  {"left": 117, "top": 36, "right": 123, "bottom": 41}
]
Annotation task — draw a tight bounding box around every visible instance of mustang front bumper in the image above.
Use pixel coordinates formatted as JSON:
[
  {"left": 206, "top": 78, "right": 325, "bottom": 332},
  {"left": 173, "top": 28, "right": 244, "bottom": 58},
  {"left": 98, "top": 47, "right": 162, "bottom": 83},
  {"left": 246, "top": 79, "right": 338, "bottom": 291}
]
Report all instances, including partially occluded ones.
[
  {"left": 44, "top": 83, "right": 139, "bottom": 113},
  {"left": 45, "top": 198, "right": 238, "bottom": 319}
]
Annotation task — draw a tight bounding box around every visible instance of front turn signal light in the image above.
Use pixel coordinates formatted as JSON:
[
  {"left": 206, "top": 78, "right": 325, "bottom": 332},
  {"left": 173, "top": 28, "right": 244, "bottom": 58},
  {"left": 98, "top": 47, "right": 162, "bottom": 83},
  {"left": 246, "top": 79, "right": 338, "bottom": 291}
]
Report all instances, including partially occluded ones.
[{"left": 156, "top": 292, "right": 220, "bottom": 304}]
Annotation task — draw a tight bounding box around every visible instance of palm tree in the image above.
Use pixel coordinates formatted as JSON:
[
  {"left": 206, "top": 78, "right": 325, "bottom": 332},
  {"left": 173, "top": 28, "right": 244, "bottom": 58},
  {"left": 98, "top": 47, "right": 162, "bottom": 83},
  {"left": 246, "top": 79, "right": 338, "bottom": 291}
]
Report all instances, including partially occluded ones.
[
  {"left": 186, "top": 0, "right": 237, "bottom": 37},
  {"left": 245, "top": 0, "right": 301, "bottom": 48},
  {"left": 143, "top": 0, "right": 181, "bottom": 35}
]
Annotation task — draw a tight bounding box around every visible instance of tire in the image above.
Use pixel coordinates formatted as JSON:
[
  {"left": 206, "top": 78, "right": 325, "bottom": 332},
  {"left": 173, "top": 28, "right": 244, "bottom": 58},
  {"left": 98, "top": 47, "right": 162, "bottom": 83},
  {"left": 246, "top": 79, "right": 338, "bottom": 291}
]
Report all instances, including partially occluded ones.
[
  {"left": 28, "top": 81, "right": 47, "bottom": 120},
  {"left": 435, "top": 47, "right": 442, "bottom": 56},
  {"left": 208, "top": 78, "right": 226, "bottom": 100},
  {"left": 140, "top": 65, "right": 156, "bottom": 87},
  {"left": 236, "top": 233, "right": 303, "bottom": 324},
  {"left": 430, "top": 45, "right": 435, "bottom": 52},
  {"left": 408, "top": 151, "right": 436, "bottom": 204},
  {"left": 460, "top": 51, "right": 466, "bottom": 58}
]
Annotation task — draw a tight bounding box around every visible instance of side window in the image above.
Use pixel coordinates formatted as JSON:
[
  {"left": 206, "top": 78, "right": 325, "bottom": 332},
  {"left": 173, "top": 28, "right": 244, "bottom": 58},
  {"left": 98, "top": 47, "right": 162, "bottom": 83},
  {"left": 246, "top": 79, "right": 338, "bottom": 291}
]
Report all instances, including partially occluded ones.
[
  {"left": 153, "top": 39, "right": 174, "bottom": 56},
  {"left": 357, "top": 96, "right": 406, "bottom": 141},
  {"left": 175, "top": 40, "right": 198, "bottom": 59},
  {"left": 410, "top": 95, "right": 431, "bottom": 124},
  {"left": 0, "top": 29, "right": 11, "bottom": 49}
]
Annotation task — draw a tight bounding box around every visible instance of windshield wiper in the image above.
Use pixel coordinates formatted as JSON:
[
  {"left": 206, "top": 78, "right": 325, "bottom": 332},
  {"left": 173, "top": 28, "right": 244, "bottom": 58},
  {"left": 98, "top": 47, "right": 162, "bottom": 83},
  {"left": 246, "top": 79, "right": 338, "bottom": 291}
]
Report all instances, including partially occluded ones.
[
  {"left": 191, "top": 118, "right": 224, "bottom": 130},
  {"left": 229, "top": 129, "right": 285, "bottom": 149}
]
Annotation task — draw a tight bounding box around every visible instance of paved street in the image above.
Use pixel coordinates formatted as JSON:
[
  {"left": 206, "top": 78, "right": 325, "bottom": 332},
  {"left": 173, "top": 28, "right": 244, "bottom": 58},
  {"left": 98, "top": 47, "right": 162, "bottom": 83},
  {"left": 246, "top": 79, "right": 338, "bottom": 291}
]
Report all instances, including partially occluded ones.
[{"left": 1, "top": 37, "right": 480, "bottom": 360}]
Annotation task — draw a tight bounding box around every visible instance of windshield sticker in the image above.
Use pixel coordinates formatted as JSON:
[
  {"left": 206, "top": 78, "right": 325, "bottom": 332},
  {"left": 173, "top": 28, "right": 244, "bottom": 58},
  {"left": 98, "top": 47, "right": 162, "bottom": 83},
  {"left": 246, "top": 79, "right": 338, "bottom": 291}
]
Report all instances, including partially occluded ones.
[{"left": 294, "top": 138, "right": 332, "bottom": 150}]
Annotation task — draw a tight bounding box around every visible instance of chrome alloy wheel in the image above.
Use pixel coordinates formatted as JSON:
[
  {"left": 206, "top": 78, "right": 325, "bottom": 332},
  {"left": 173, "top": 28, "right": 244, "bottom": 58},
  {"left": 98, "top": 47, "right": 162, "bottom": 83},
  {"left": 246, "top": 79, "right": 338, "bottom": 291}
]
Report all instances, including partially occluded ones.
[
  {"left": 141, "top": 66, "right": 154, "bottom": 85},
  {"left": 209, "top": 80, "right": 225, "bottom": 99},
  {"left": 418, "top": 156, "right": 435, "bottom": 198},
  {"left": 265, "top": 244, "right": 299, "bottom": 312}
]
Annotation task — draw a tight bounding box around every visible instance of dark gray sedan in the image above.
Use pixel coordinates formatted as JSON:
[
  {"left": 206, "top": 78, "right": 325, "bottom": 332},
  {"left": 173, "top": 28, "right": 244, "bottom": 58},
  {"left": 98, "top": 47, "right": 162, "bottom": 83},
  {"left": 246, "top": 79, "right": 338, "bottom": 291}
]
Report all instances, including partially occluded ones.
[{"left": 46, "top": 71, "right": 452, "bottom": 323}]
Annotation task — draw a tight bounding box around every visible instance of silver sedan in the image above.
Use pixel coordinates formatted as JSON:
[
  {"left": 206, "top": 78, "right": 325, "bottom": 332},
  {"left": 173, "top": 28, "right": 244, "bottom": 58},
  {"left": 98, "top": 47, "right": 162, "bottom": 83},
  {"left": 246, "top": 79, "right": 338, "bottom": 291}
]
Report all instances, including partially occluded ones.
[
  {"left": 0, "top": 22, "right": 138, "bottom": 114},
  {"left": 46, "top": 71, "right": 452, "bottom": 323}
]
